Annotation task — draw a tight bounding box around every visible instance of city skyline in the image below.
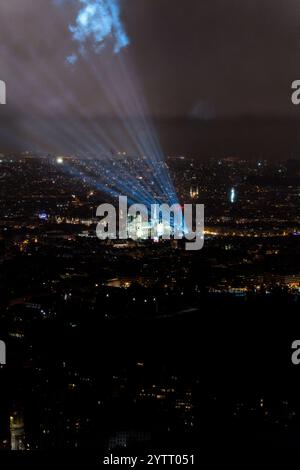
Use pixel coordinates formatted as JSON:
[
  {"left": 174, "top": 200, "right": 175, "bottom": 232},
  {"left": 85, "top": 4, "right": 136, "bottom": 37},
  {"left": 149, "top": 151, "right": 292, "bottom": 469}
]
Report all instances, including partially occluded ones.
[{"left": 1, "top": 0, "right": 300, "bottom": 462}]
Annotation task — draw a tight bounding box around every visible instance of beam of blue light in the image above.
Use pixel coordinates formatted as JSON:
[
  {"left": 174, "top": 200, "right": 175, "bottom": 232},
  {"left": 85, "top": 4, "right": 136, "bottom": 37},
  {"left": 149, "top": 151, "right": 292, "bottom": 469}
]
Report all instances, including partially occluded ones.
[
  {"left": 79, "top": 157, "right": 157, "bottom": 205},
  {"left": 5, "top": 48, "right": 169, "bottom": 206},
  {"left": 87, "top": 56, "right": 178, "bottom": 205},
  {"left": 108, "top": 54, "right": 178, "bottom": 204},
  {"left": 59, "top": 0, "right": 177, "bottom": 205},
  {"left": 3, "top": 52, "right": 157, "bottom": 205},
  {"left": 16, "top": 46, "right": 162, "bottom": 203},
  {"left": 57, "top": 158, "right": 160, "bottom": 208},
  {"left": 2, "top": 0, "right": 179, "bottom": 211}
]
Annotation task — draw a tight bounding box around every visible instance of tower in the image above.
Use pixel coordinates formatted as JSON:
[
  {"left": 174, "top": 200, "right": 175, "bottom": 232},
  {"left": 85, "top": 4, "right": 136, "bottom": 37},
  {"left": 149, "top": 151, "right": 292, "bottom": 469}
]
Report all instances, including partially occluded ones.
[
  {"left": 10, "top": 411, "right": 26, "bottom": 451},
  {"left": 189, "top": 186, "right": 199, "bottom": 199},
  {"left": 229, "top": 187, "right": 237, "bottom": 204}
]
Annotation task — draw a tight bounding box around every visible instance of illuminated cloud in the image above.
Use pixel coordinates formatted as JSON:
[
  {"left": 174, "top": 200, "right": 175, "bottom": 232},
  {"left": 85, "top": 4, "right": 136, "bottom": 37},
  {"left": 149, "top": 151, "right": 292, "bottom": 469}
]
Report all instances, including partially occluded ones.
[
  {"left": 66, "top": 53, "right": 78, "bottom": 64},
  {"left": 68, "top": 0, "right": 129, "bottom": 59}
]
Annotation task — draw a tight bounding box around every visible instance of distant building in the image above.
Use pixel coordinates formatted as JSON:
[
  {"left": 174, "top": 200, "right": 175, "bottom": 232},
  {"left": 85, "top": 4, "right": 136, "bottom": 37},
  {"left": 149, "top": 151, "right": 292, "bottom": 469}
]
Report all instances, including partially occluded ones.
[
  {"left": 0, "top": 80, "right": 6, "bottom": 105},
  {"left": 108, "top": 430, "right": 151, "bottom": 450},
  {"left": 189, "top": 186, "right": 199, "bottom": 199},
  {"left": 10, "top": 411, "right": 26, "bottom": 451},
  {"left": 0, "top": 340, "right": 6, "bottom": 365}
]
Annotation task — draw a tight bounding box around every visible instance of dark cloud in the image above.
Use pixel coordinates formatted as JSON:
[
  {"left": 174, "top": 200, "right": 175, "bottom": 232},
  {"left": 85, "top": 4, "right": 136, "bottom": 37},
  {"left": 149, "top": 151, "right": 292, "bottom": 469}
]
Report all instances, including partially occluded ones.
[
  {"left": 0, "top": 0, "right": 300, "bottom": 154},
  {"left": 124, "top": 0, "right": 300, "bottom": 118}
]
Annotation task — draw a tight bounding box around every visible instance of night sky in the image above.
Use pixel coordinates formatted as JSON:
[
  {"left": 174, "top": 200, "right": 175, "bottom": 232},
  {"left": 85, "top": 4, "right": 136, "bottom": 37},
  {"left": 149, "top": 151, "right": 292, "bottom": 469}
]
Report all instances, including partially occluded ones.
[{"left": 0, "top": 0, "right": 300, "bottom": 156}]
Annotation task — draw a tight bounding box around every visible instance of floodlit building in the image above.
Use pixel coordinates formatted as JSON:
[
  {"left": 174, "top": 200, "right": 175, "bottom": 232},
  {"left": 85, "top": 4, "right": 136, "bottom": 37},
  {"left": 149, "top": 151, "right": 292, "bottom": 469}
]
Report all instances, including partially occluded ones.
[{"left": 10, "top": 411, "right": 26, "bottom": 451}]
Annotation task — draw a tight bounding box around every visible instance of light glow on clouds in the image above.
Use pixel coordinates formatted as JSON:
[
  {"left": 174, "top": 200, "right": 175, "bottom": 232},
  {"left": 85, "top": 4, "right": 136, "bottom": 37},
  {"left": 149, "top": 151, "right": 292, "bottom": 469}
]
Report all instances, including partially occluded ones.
[{"left": 67, "top": 0, "right": 129, "bottom": 62}]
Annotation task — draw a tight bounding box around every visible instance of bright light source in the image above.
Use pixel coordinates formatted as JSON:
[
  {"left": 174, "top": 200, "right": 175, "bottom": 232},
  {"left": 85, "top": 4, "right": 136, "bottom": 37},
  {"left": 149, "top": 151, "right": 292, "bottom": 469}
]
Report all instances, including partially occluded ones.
[
  {"left": 230, "top": 187, "right": 236, "bottom": 203},
  {"left": 56, "top": 157, "right": 64, "bottom": 164}
]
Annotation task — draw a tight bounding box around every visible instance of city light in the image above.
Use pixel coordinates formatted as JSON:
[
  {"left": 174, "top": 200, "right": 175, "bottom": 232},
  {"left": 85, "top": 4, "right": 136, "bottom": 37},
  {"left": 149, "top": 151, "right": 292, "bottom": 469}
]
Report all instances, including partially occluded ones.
[{"left": 230, "top": 187, "right": 236, "bottom": 203}]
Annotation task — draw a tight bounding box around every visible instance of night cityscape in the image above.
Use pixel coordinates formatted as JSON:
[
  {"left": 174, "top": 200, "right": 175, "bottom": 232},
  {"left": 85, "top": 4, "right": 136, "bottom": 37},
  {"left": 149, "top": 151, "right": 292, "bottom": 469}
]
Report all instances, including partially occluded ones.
[
  {"left": 2, "top": 0, "right": 300, "bottom": 465},
  {"left": 1, "top": 154, "right": 300, "bottom": 464}
]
